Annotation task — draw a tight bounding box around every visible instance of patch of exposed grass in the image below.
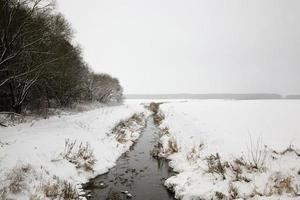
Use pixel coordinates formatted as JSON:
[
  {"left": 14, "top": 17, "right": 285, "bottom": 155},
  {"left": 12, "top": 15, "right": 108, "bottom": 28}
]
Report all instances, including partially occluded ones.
[
  {"left": 153, "top": 111, "right": 165, "bottom": 126},
  {"left": 111, "top": 112, "right": 145, "bottom": 143},
  {"left": 61, "top": 139, "right": 96, "bottom": 171},
  {"left": 147, "top": 102, "right": 161, "bottom": 114},
  {"left": 228, "top": 183, "right": 239, "bottom": 199},
  {"left": 162, "top": 137, "right": 179, "bottom": 155},
  {"left": 266, "top": 172, "right": 297, "bottom": 196},
  {"left": 31, "top": 178, "right": 79, "bottom": 200},
  {"left": 215, "top": 191, "right": 226, "bottom": 200},
  {"left": 6, "top": 164, "right": 32, "bottom": 194},
  {"left": 205, "top": 153, "right": 228, "bottom": 180},
  {"left": 186, "top": 143, "right": 204, "bottom": 162}
]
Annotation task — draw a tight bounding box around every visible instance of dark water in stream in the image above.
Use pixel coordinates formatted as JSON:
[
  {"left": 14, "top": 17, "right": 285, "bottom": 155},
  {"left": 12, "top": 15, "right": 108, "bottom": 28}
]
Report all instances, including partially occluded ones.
[{"left": 83, "top": 116, "right": 175, "bottom": 200}]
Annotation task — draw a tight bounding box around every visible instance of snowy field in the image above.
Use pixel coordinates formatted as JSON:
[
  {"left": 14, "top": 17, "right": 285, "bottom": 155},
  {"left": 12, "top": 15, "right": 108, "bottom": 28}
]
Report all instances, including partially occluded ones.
[
  {"left": 159, "top": 100, "right": 300, "bottom": 199},
  {"left": 0, "top": 102, "right": 147, "bottom": 199}
]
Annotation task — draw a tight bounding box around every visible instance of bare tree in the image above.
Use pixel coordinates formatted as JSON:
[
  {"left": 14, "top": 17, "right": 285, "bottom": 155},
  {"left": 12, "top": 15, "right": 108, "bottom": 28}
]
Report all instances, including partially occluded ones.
[
  {"left": 0, "top": 0, "right": 124, "bottom": 114},
  {"left": 0, "top": 0, "right": 54, "bottom": 68},
  {"left": 0, "top": 0, "right": 57, "bottom": 113},
  {"left": 88, "top": 73, "right": 123, "bottom": 104}
]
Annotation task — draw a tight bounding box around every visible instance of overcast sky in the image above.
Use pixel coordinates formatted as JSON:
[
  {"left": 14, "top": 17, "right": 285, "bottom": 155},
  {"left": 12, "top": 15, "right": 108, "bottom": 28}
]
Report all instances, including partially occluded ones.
[{"left": 57, "top": 0, "right": 300, "bottom": 94}]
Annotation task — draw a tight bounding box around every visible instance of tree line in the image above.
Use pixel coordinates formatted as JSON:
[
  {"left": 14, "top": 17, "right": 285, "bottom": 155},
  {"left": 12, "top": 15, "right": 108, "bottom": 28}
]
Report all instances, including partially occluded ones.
[{"left": 0, "top": 0, "right": 123, "bottom": 114}]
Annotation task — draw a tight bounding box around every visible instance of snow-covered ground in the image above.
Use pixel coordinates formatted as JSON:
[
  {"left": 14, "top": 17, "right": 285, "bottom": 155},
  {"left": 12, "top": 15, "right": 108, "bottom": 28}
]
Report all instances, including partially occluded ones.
[
  {"left": 0, "top": 102, "right": 147, "bottom": 199},
  {"left": 159, "top": 100, "right": 300, "bottom": 199},
  {"left": 1, "top": 99, "right": 300, "bottom": 200}
]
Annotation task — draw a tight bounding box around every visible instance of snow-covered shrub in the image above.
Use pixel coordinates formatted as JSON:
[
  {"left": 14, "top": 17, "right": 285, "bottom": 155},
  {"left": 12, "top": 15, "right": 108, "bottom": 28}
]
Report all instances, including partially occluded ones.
[
  {"left": 61, "top": 139, "right": 96, "bottom": 171},
  {"left": 205, "top": 153, "right": 228, "bottom": 180}
]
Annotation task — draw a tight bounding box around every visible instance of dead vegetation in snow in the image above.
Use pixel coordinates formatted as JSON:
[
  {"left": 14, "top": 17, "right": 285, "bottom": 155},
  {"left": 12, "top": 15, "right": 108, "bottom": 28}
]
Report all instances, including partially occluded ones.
[
  {"left": 265, "top": 172, "right": 300, "bottom": 197},
  {"left": 111, "top": 112, "right": 146, "bottom": 144},
  {"left": 147, "top": 102, "right": 180, "bottom": 157},
  {"left": 0, "top": 164, "right": 33, "bottom": 195},
  {"left": 61, "top": 139, "right": 96, "bottom": 172},
  {"left": 30, "top": 178, "right": 79, "bottom": 200},
  {"left": 205, "top": 153, "right": 228, "bottom": 180},
  {"left": 160, "top": 129, "right": 300, "bottom": 199},
  {"left": 147, "top": 102, "right": 161, "bottom": 114},
  {"left": 0, "top": 164, "right": 80, "bottom": 200},
  {"left": 246, "top": 136, "right": 268, "bottom": 172},
  {"left": 145, "top": 101, "right": 300, "bottom": 199},
  {"left": 186, "top": 144, "right": 204, "bottom": 162}
]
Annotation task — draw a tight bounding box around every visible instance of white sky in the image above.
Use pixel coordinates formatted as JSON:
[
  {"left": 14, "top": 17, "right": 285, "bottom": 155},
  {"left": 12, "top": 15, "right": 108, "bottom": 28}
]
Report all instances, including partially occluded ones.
[{"left": 57, "top": 0, "right": 300, "bottom": 94}]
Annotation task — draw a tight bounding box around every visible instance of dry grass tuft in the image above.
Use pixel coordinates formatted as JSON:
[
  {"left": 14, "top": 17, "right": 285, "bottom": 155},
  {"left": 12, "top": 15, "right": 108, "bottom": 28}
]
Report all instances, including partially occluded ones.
[
  {"left": 160, "top": 127, "right": 170, "bottom": 136},
  {"left": 228, "top": 183, "right": 239, "bottom": 199},
  {"left": 155, "top": 135, "right": 179, "bottom": 156},
  {"left": 61, "top": 139, "right": 96, "bottom": 171},
  {"left": 5, "top": 164, "right": 32, "bottom": 194},
  {"left": 215, "top": 191, "right": 226, "bottom": 199},
  {"left": 205, "top": 153, "right": 228, "bottom": 180},
  {"left": 31, "top": 178, "right": 79, "bottom": 200},
  {"left": 0, "top": 164, "right": 34, "bottom": 199},
  {"left": 233, "top": 157, "right": 247, "bottom": 167},
  {"left": 186, "top": 144, "right": 204, "bottom": 162},
  {"left": 153, "top": 111, "right": 165, "bottom": 125},
  {"left": 229, "top": 159, "right": 251, "bottom": 182},
  {"left": 147, "top": 102, "right": 165, "bottom": 125},
  {"left": 266, "top": 172, "right": 297, "bottom": 196},
  {"left": 167, "top": 137, "right": 179, "bottom": 154},
  {"left": 148, "top": 102, "right": 161, "bottom": 114},
  {"left": 111, "top": 112, "right": 145, "bottom": 143}
]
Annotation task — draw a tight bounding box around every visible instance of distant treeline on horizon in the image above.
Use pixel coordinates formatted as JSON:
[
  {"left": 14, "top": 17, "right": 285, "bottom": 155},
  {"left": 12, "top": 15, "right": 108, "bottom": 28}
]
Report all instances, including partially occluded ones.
[{"left": 125, "top": 94, "right": 300, "bottom": 100}]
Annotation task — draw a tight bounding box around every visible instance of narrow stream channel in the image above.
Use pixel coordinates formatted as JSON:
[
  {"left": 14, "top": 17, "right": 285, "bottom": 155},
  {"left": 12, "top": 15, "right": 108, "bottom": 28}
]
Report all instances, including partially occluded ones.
[{"left": 83, "top": 116, "right": 175, "bottom": 200}]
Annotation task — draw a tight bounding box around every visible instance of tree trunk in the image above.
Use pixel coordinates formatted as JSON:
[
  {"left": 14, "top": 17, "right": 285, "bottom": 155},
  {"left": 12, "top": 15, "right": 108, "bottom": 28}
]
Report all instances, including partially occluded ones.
[{"left": 14, "top": 104, "right": 22, "bottom": 114}]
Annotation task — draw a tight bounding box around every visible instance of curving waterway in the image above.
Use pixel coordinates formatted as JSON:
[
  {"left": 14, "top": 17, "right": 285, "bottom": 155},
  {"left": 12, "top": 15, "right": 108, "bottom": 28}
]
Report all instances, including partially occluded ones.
[{"left": 82, "top": 116, "right": 175, "bottom": 200}]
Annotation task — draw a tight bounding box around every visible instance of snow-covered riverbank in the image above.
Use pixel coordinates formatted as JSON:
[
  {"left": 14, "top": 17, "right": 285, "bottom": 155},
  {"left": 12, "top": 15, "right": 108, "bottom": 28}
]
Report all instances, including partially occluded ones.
[
  {"left": 0, "top": 102, "right": 148, "bottom": 199},
  {"left": 158, "top": 100, "right": 300, "bottom": 199}
]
